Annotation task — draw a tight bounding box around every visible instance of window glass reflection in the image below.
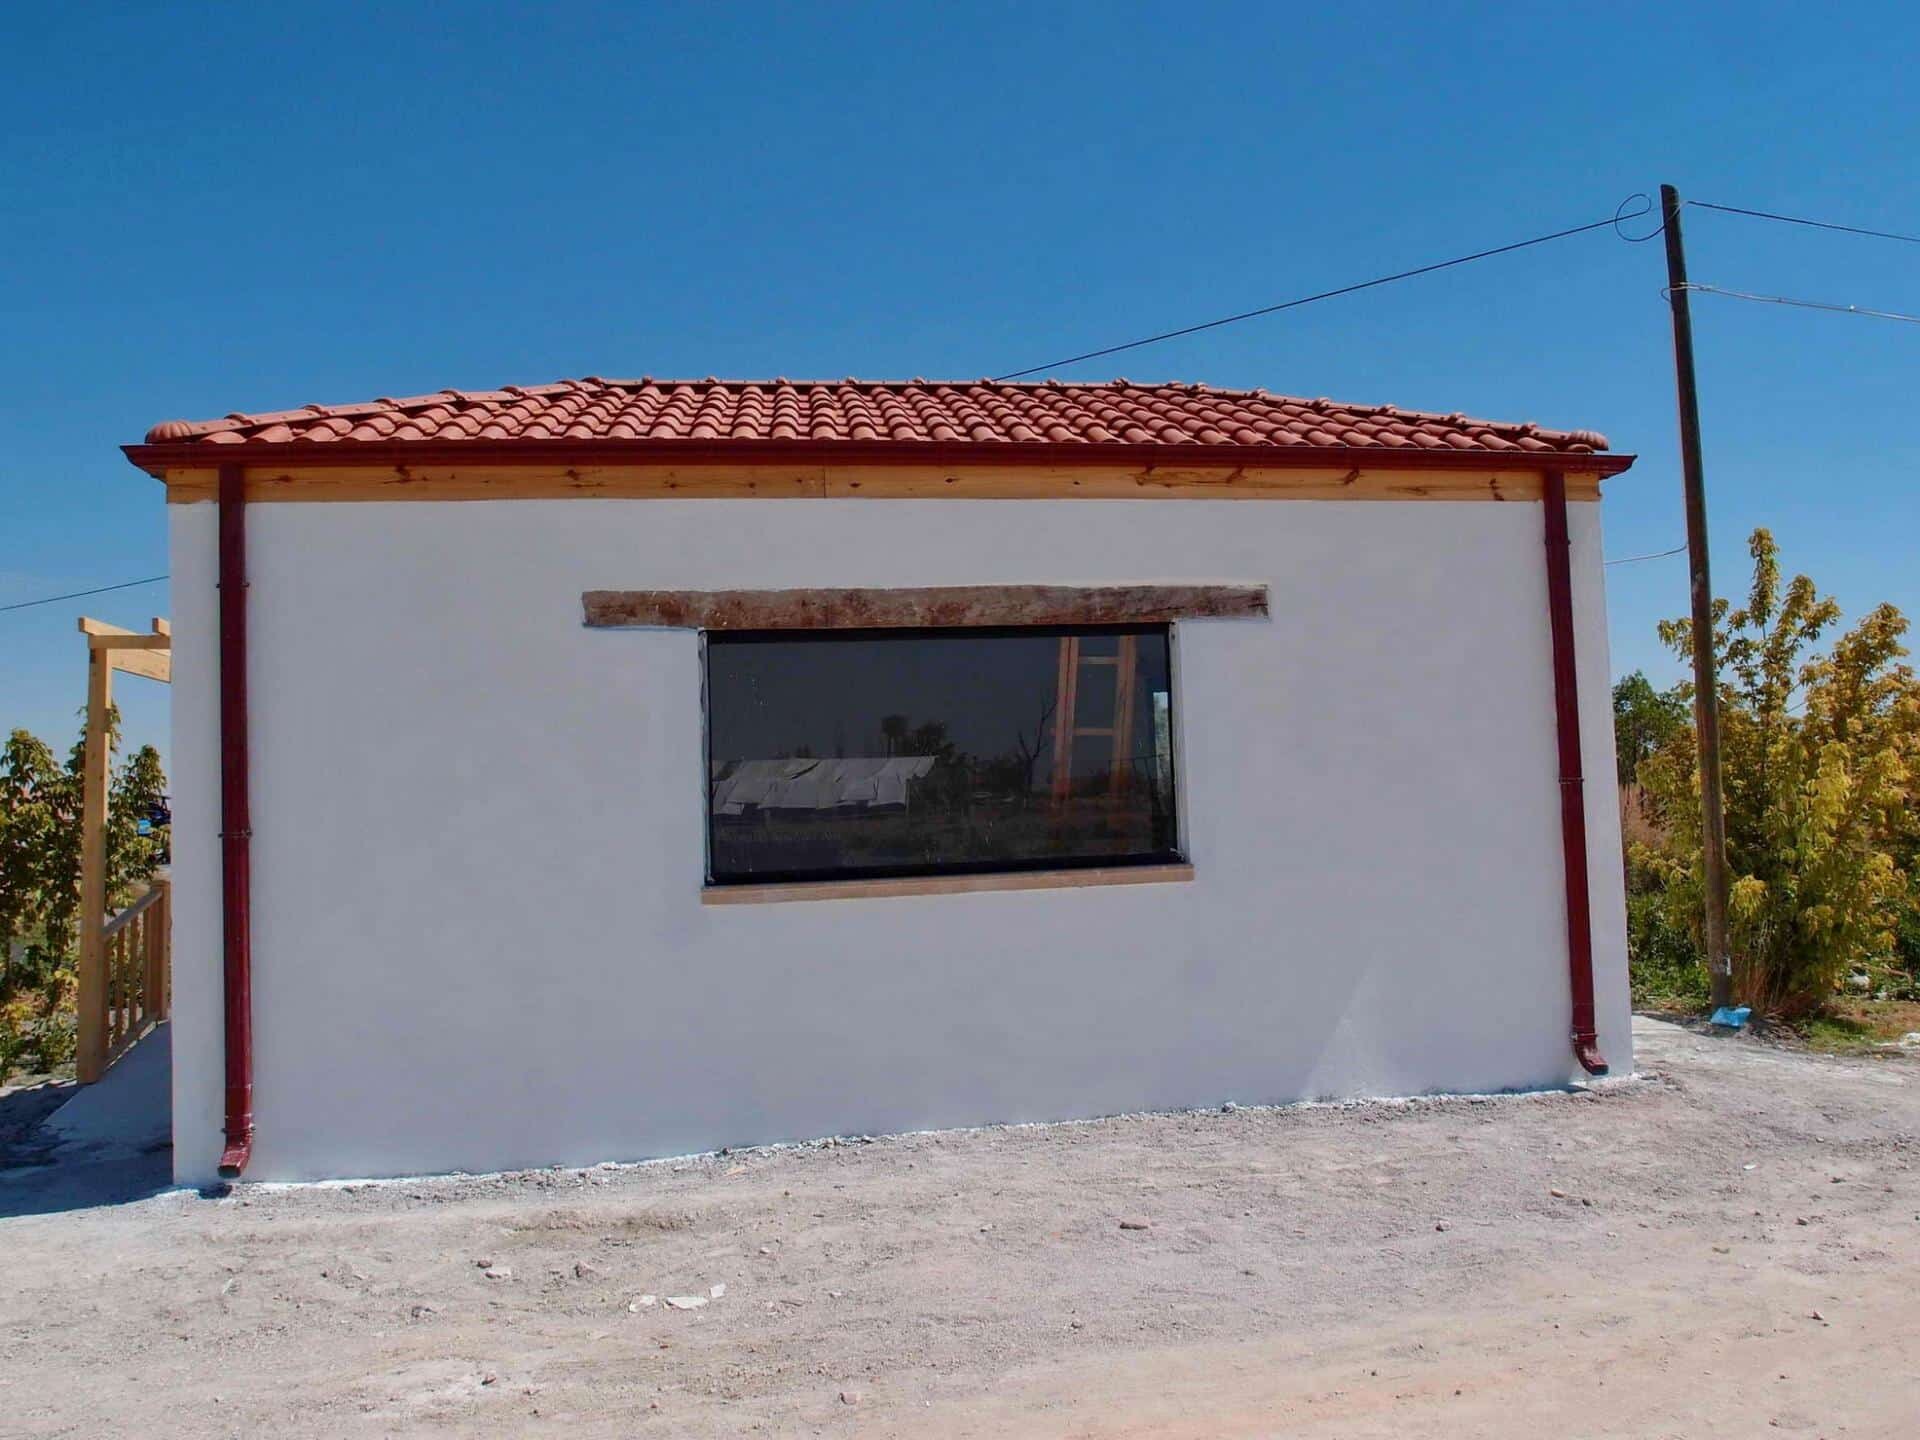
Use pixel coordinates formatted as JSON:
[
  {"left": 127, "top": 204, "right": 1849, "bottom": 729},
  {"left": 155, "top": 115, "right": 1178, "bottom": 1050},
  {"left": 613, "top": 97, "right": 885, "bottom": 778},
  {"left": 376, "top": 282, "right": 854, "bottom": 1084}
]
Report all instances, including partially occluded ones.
[{"left": 706, "top": 626, "right": 1178, "bottom": 882}]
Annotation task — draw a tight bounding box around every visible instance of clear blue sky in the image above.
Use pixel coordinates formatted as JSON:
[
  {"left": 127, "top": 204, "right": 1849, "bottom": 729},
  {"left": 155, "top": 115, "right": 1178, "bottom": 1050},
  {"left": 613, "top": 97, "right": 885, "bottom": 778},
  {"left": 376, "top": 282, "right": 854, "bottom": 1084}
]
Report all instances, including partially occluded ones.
[{"left": 5, "top": 2, "right": 1916, "bottom": 772}]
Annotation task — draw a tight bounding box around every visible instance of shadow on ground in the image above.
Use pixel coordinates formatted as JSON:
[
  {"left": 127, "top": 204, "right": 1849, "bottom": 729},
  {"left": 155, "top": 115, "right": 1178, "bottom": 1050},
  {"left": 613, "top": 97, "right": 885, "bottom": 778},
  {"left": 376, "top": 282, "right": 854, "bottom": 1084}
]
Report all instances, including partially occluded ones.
[{"left": 0, "top": 1076, "right": 174, "bottom": 1220}]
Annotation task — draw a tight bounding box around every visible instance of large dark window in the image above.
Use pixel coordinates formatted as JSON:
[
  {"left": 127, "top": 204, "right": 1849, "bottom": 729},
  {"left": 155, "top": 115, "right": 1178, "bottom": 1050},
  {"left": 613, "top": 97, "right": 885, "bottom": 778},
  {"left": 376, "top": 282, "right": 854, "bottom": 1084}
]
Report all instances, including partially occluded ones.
[{"left": 705, "top": 625, "right": 1180, "bottom": 884}]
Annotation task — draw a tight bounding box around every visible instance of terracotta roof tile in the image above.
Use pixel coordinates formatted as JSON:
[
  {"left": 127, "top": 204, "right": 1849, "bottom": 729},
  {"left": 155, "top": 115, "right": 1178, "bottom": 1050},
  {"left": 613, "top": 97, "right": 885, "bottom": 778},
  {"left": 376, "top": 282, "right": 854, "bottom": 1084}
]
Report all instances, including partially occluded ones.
[{"left": 137, "top": 377, "right": 1613, "bottom": 458}]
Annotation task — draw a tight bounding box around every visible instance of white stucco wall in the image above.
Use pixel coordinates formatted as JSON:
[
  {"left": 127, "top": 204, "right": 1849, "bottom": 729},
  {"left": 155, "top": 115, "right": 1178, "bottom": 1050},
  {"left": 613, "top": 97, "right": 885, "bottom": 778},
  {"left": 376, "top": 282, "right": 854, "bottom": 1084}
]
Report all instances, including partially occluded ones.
[{"left": 168, "top": 496, "right": 1631, "bottom": 1184}]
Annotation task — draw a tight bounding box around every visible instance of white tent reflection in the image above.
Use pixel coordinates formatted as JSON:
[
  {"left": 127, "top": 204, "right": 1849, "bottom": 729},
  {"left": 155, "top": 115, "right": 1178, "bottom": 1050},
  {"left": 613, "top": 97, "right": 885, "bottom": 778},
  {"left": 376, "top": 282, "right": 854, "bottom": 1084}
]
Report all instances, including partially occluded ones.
[{"left": 710, "top": 756, "right": 938, "bottom": 815}]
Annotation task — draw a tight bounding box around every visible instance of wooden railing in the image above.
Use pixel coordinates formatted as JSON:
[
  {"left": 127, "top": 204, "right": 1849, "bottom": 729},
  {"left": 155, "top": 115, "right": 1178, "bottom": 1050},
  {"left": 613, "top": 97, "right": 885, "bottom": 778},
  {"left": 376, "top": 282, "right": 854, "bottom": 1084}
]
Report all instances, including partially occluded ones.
[{"left": 81, "top": 878, "right": 170, "bottom": 1082}]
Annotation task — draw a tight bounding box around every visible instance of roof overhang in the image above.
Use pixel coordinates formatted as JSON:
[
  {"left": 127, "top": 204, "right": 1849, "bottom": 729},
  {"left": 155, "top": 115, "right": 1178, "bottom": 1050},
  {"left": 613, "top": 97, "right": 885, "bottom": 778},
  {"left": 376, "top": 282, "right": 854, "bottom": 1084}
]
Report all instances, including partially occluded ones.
[{"left": 124, "top": 437, "right": 1636, "bottom": 480}]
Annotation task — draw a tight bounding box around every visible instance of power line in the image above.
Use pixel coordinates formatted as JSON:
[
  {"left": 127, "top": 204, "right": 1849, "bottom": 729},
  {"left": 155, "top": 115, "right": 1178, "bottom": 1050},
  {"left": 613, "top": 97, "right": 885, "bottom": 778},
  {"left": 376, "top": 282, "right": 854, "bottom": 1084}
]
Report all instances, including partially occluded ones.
[
  {"left": 1606, "top": 543, "right": 1687, "bottom": 567},
  {"left": 17, "top": 192, "right": 1906, "bottom": 616},
  {"left": 11, "top": 199, "right": 1658, "bottom": 616},
  {"left": 993, "top": 194, "right": 1656, "bottom": 380},
  {"left": 0, "top": 574, "right": 169, "bottom": 615},
  {"left": 1676, "top": 282, "right": 1920, "bottom": 327},
  {"left": 1688, "top": 200, "right": 1920, "bottom": 247}
]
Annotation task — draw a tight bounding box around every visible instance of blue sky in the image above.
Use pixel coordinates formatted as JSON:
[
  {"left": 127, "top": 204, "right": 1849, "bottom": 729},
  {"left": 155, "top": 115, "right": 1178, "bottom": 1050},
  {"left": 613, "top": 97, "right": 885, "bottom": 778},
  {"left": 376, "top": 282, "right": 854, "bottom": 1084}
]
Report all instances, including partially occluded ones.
[{"left": 4, "top": 2, "right": 1916, "bottom": 770}]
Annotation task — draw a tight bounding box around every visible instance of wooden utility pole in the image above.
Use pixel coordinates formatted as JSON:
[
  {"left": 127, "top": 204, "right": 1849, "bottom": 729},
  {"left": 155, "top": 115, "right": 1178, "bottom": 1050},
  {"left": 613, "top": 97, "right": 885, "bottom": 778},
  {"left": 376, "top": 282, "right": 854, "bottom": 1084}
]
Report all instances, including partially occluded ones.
[{"left": 1659, "top": 183, "right": 1734, "bottom": 1011}]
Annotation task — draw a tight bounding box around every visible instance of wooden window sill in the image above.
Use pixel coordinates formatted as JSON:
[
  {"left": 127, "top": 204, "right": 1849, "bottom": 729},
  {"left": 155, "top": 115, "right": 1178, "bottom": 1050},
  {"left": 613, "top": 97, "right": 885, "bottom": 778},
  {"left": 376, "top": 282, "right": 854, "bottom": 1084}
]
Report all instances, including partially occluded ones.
[{"left": 701, "top": 863, "right": 1194, "bottom": 906}]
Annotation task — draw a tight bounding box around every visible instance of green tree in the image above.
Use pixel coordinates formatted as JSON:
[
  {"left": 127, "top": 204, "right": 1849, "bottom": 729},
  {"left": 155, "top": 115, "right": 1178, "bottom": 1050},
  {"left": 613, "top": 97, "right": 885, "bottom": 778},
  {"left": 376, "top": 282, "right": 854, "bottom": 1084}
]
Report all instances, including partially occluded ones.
[
  {"left": 1638, "top": 529, "right": 1918, "bottom": 1017},
  {"left": 1611, "top": 671, "right": 1688, "bottom": 787},
  {"left": 0, "top": 730, "right": 62, "bottom": 986},
  {"left": 0, "top": 712, "right": 168, "bottom": 1080},
  {"left": 33, "top": 726, "right": 90, "bottom": 971},
  {"left": 108, "top": 742, "right": 168, "bottom": 899}
]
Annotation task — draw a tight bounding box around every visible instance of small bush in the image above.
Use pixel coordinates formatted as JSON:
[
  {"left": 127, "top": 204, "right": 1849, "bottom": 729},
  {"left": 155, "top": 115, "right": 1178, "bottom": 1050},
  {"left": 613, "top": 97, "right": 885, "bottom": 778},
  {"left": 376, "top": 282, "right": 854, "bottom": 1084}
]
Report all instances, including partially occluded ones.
[
  {"left": 1890, "top": 873, "right": 1920, "bottom": 1001},
  {"left": 32, "top": 972, "right": 77, "bottom": 1072},
  {"left": 1627, "top": 888, "right": 1707, "bottom": 1009},
  {"left": 0, "top": 993, "right": 31, "bottom": 1078},
  {"left": 0, "top": 979, "right": 76, "bottom": 1082}
]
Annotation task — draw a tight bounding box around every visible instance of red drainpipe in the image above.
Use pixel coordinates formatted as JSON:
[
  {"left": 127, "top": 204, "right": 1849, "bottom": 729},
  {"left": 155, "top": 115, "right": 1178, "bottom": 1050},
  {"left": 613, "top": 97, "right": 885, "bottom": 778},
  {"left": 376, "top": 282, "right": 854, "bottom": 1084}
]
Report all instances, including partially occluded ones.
[
  {"left": 1543, "top": 469, "right": 1608, "bottom": 1076},
  {"left": 217, "top": 462, "right": 255, "bottom": 1176}
]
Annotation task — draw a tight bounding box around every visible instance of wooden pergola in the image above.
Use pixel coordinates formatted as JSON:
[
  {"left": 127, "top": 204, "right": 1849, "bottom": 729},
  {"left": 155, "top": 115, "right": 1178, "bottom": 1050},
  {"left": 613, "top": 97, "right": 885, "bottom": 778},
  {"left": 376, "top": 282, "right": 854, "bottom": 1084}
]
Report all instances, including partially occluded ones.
[{"left": 76, "top": 615, "right": 172, "bottom": 1083}]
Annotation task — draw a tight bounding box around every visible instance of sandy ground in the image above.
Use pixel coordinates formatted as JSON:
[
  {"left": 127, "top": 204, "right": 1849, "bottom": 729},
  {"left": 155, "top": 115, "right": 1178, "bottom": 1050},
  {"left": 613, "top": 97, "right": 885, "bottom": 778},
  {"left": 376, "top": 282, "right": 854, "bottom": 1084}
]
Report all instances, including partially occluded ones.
[{"left": 3, "top": 1016, "right": 1917, "bottom": 1438}]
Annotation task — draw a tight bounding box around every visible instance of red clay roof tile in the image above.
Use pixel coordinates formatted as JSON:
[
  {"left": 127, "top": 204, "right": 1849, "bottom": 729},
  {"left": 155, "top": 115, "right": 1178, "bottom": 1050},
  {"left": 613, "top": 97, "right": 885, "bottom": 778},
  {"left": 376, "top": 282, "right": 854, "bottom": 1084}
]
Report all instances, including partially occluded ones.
[{"left": 135, "top": 377, "right": 1614, "bottom": 459}]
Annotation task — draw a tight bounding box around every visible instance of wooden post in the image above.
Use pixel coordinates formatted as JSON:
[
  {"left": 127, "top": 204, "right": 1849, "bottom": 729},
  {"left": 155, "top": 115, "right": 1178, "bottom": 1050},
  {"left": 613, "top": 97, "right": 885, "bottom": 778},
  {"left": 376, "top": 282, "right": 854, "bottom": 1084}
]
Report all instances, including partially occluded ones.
[
  {"left": 75, "top": 616, "right": 172, "bottom": 1081},
  {"left": 77, "top": 645, "right": 113, "bottom": 1084},
  {"left": 111, "top": 929, "right": 125, "bottom": 1047},
  {"left": 145, "top": 878, "right": 170, "bottom": 1022}
]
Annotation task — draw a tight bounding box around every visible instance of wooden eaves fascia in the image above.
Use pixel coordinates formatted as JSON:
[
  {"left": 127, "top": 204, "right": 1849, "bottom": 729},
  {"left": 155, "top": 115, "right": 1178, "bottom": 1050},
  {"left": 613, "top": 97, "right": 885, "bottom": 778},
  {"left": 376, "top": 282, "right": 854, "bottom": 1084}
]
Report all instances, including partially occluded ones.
[{"left": 128, "top": 438, "right": 1634, "bottom": 503}]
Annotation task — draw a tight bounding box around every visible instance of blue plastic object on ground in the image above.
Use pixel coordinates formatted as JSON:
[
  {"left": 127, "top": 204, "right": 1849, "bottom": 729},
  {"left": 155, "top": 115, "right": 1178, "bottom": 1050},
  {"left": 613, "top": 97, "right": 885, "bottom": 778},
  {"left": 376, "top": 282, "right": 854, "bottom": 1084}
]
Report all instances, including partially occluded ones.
[{"left": 1709, "top": 1005, "right": 1752, "bottom": 1029}]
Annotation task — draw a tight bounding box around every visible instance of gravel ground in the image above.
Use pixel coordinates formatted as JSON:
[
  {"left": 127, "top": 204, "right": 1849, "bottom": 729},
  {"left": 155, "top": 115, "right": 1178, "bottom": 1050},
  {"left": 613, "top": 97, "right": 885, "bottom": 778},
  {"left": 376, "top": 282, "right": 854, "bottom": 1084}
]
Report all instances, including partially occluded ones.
[{"left": 3, "top": 1016, "right": 1916, "bottom": 1437}]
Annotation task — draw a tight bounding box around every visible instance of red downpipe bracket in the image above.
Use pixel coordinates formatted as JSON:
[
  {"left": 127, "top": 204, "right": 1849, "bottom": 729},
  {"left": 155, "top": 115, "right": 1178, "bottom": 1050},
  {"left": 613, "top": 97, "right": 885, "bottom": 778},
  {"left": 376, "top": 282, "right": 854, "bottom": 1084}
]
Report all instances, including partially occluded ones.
[
  {"left": 1543, "top": 469, "right": 1609, "bottom": 1076},
  {"left": 217, "top": 462, "right": 255, "bottom": 1176}
]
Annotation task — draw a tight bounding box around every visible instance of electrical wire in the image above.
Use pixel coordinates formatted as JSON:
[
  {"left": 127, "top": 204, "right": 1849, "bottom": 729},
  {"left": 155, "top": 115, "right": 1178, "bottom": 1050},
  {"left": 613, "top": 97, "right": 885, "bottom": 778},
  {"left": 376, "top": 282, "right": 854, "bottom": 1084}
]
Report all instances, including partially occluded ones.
[
  {"left": 1605, "top": 544, "right": 1687, "bottom": 567},
  {"left": 4, "top": 194, "right": 1658, "bottom": 618},
  {"left": 993, "top": 194, "right": 1656, "bottom": 380},
  {"left": 0, "top": 573, "right": 169, "bottom": 614},
  {"left": 1688, "top": 200, "right": 1920, "bottom": 247},
  {"left": 1676, "top": 283, "right": 1920, "bottom": 327},
  {"left": 22, "top": 192, "right": 1907, "bottom": 611}
]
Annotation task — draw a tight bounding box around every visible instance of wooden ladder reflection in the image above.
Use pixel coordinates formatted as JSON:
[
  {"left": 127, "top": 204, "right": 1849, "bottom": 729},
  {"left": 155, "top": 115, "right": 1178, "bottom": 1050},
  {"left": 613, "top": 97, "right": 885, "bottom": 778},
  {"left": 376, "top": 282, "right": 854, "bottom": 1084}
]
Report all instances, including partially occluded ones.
[{"left": 1049, "top": 635, "right": 1137, "bottom": 805}]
